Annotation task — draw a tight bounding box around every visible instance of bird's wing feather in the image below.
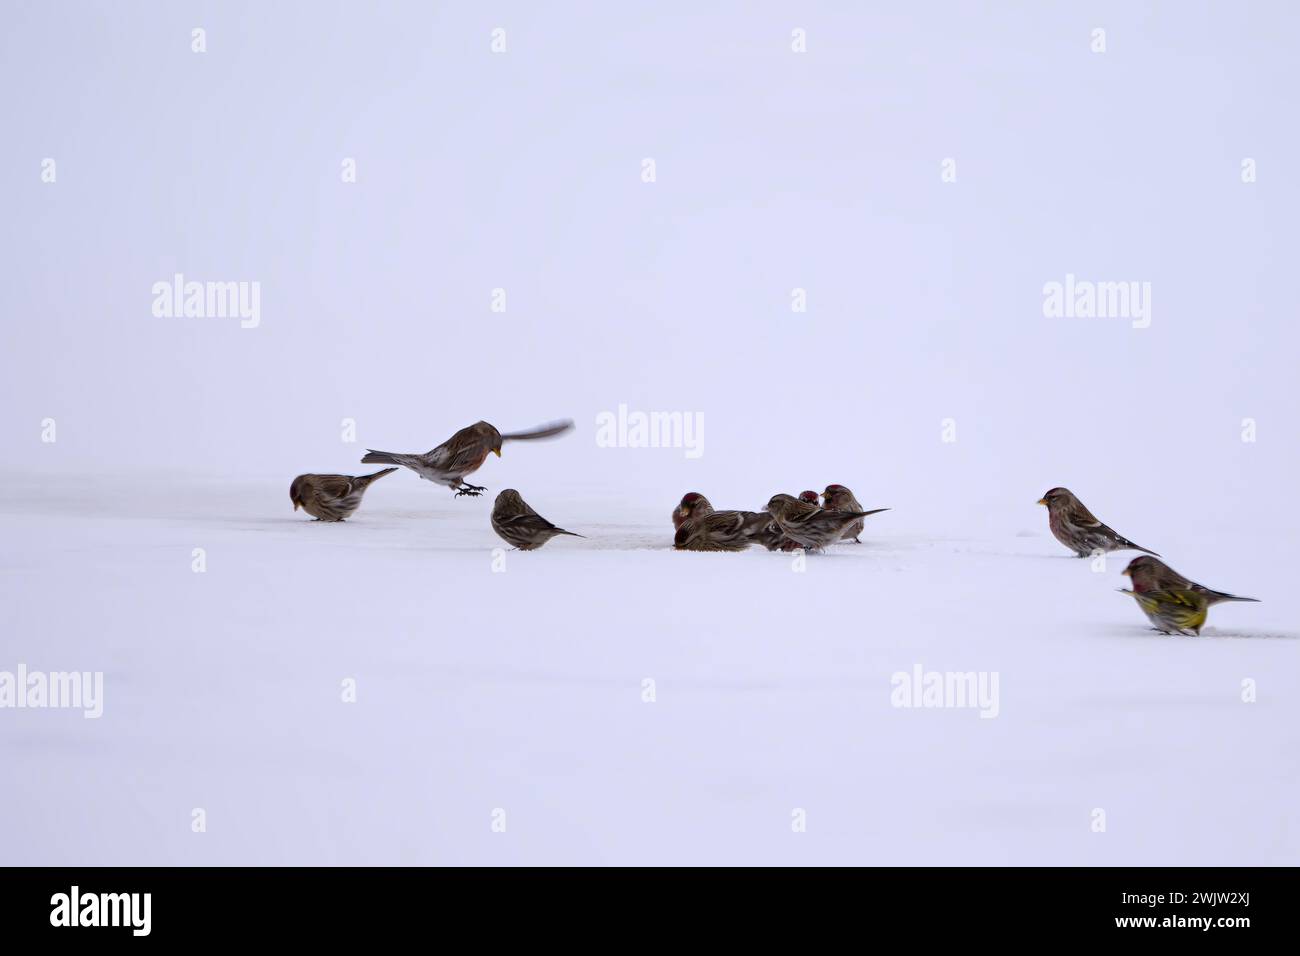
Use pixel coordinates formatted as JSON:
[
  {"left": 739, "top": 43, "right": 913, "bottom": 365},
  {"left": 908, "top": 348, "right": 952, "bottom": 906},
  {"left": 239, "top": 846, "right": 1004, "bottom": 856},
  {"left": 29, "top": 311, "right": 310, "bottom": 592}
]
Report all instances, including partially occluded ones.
[{"left": 500, "top": 419, "right": 575, "bottom": 441}]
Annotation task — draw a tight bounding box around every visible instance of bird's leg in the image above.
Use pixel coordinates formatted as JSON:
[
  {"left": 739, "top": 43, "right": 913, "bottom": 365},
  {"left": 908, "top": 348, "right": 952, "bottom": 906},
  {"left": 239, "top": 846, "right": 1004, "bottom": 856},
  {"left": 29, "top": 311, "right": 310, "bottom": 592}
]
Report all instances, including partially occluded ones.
[{"left": 454, "top": 483, "right": 486, "bottom": 497}]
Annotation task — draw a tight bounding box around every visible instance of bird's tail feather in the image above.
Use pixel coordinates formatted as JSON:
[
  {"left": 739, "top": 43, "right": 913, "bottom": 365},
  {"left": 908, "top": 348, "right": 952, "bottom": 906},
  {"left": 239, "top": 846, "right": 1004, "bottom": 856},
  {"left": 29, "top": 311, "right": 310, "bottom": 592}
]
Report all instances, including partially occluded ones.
[
  {"left": 556, "top": 529, "right": 585, "bottom": 538},
  {"left": 357, "top": 467, "right": 398, "bottom": 485},
  {"left": 361, "top": 450, "right": 404, "bottom": 466},
  {"left": 1207, "top": 591, "right": 1260, "bottom": 604},
  {"left": 851, "top": 508, "right": 891, "bottom": 519},
  {"left": 1126, "top": 540, "right": 1160, "bottom": 557}
]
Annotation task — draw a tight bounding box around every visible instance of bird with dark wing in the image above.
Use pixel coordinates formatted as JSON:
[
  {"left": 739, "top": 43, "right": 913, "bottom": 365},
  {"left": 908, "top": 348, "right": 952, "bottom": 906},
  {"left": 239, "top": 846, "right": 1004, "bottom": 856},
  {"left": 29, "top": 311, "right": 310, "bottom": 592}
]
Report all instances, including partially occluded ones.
[
  {"left": 1037, "top": 487, "right": 1158, "bottom": 558},
  {"left": 289, "top": 468, "right": 397, "bottom": 521},
  {"left": 362, "top": 419, "right": 573, "bottom": 497}
]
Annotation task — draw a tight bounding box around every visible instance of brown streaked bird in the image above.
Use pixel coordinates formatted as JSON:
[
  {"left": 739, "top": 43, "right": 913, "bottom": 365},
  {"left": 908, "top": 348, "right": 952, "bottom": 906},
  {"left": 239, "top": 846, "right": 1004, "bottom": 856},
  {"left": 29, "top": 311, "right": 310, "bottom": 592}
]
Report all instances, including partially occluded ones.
[
  {"left": 797, "top": 490, "right": 820, "bottom": 505},
  {"left": 673, "top": 492, "right": 715, "bottom": 531},
  {"left": 1037, "top": 487, "right": 1158, "bottom": 558},
  {"left": 822, "top": 484, "right": 881, "bottom": 543},
  {"left": 766, "top": 493, "right": 888, "bottom": 552},
  {"left": 490, "top": 489, "right": 584, "bottom": 551},
  {"left": 1119, "top": 555, "right": 1259, "bottom": 635},
  {"left": 289, "top": 468, "right": 397, "bottom": 521},
  {"left": 673, "top": 511, "right": 756, "bottom": 552},
  {"left": 362, "top": 419, "right": 573, "bottom": 497}
]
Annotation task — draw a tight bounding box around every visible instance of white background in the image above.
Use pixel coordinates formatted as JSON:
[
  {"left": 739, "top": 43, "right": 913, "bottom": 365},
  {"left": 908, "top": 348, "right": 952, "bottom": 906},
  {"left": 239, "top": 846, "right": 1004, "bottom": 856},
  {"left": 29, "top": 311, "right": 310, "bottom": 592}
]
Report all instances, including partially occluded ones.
[{"left": 1, "top": 1, "right": 1296, "bottom": 865}]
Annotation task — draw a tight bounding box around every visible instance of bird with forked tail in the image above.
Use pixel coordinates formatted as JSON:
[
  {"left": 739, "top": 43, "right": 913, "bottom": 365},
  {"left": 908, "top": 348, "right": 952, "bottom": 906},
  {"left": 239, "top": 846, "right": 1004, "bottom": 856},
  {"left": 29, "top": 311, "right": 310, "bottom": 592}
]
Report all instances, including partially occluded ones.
[{"left": 362, "top": 419, "right": 573, "bottom": 497}]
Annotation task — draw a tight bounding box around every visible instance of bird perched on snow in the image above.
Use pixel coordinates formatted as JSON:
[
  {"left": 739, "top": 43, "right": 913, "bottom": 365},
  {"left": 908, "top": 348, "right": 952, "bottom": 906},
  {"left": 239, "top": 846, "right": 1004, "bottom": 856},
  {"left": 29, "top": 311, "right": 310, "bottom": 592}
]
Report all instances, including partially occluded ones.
[
  {"left": 289, "top": 468, "right": 397, "bottom": 521},
  {"left": 673, "top": 492, "right": 714, "bottom": 531},
  {"left": 490, "top": 489, "right": 584, "bottom": 550},
  {"left": 673, "top": 493, "right": 790, "bottom": 550},
  {"left": 1119, "top": 555, "right": 1258, "bottom": 635},
  {"left": 361, "top": 419, "right": 573, "bottom": 497},
  {"left": 766, "top": 494, "right": 888, "bottom": 552},
  {"left": 674, "top": 511, "right": 756, "bottom": 552},
  {"left": 1037, "top": 487, "right": 1158, "bottom": 558},
  {"left": 821, "top": 484, "right": 879, "bottom": 543}
]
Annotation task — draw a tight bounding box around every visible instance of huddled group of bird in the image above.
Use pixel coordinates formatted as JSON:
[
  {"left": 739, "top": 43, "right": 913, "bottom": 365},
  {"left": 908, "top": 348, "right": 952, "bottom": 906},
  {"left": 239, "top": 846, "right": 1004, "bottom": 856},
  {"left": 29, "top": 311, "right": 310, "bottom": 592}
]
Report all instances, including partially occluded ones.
[
  {"left": 287, "top": 419, "right": 1259, "bottom": 635},
  {"left": 670, "top": 487, "right": 888, "bottom": 552},
  {"left": 1037, "top": 487, "right": 1259, "bottom": 636}
]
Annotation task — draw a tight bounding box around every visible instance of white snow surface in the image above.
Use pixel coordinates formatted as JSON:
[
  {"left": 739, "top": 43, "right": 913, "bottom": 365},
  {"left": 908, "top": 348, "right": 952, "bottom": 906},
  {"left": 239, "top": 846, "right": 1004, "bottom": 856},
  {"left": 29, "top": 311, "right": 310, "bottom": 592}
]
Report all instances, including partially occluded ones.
[
  {"left": 2, "top": 2, "right": 1299, "bottom": 865},
  {"left": 1, "top": 471, "right": 1296, "bottom": 866}
]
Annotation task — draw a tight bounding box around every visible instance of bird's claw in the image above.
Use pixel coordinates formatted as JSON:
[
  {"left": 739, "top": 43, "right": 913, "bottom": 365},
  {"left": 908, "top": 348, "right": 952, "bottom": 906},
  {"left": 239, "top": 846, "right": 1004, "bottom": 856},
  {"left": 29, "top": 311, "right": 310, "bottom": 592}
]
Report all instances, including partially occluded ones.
[{"left": 455, "top": 483, "right": 487, "bottom": 497}]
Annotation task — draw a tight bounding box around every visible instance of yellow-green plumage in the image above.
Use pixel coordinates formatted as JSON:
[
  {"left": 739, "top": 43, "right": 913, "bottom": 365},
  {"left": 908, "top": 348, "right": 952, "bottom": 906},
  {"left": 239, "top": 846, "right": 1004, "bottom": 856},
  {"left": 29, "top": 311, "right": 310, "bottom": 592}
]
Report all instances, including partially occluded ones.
[{"left": 1124, "top": 588, "right": 1209, "bottom": 636}]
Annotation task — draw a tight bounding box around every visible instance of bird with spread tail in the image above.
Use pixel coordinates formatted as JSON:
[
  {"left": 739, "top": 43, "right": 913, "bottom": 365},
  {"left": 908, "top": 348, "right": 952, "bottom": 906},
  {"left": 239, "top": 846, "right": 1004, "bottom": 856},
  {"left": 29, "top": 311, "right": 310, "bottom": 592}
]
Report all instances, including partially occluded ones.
[
  {"left": 490, "top": 489, "right": 584, "bottom": 550},
  {"left": 1119, "top": 555, "right": 1258, "bottom": 635},
  {"left": 1037, "top": 487, "right": 1158, "bottom": 558},
  {"left": 289, "top": 468, "right": 397, "bottom": 521},
  {"left": 361, "top": 419, "right": 573, "bottom": 497},
  {"left": 766, "top": 493, "right": 888, "bottom": 552}
]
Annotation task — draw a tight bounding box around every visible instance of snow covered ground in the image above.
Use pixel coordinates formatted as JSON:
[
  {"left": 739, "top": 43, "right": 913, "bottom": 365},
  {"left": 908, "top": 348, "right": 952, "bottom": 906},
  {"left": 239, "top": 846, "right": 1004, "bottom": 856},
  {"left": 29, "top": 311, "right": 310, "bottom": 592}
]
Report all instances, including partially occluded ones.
[
  {"left": 2, "top": 2, "right": 1298, "bottom": 865},
  {"left": 1, "top": 470, "right": 1295, "bottom": 866}
]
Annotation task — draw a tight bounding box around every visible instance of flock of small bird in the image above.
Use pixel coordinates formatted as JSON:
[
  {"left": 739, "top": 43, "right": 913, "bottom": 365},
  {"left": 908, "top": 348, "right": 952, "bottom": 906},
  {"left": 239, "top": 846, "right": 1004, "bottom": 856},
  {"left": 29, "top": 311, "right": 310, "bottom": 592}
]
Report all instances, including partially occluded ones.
[
  {"left": 287, "top": 419, "right": 1259, "bottom": 635},
  {"left": 1037, "top": 487, "right": 1259, "bottom": 636}
]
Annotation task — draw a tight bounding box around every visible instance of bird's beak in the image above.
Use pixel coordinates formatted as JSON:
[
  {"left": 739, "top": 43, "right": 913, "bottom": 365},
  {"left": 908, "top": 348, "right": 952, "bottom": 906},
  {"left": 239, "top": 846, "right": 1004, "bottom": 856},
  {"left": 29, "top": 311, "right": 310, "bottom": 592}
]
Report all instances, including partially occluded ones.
[
  {"left": 678, "top": 506, "right": 689, "bottom": 517},
  {"left": 493, "top": 448, "right": 501, "bottom": 457},
  {"left": 1120, "top": 568, "right": 1130, "bottom": 577},
  {"left": 293, "top": 500, "right": 300, "bottom": 510},
  {"left": 1036, "top": 498, "right": 1047, "bottom": 506}
]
